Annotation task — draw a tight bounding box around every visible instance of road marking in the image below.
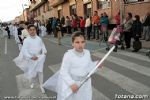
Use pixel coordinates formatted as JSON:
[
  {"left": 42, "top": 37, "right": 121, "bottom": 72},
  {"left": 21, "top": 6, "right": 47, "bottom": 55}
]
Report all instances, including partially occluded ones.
[
  {"left": 16, "top": 74, "right": 48, "bottom": 99},
  {"left": 96, "top": 67, "right": 150, "bottom": 96},
  {"left": 117, "top": 50, "right": 150, "bottom": 62},
  {"left": 93, "top": 52, "right": 150, "bottom": 77},
  {"left": 92, "top": 87, "right": 110, "bottom": 100},
  {"left": 4, "top": 37, "right": 7, "bottom": 54}
]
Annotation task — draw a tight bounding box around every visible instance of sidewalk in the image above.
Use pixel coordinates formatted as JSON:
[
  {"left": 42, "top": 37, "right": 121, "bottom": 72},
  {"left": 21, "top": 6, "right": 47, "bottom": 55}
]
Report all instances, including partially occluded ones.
[
  {"left": 47, "top": 35, "right": 106, "bottom": 51},
  {"left": 45, "top": 34, "right": 150, "bottom": 52},
  {"left": 141, "top": 40, "right": 150, "bottom": 49}
]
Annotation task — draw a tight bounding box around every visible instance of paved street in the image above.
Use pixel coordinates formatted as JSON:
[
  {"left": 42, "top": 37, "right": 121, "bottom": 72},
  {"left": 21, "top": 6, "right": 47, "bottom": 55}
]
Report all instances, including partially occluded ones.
[{"left": 0, "top": 33, "right": 150, "bottom": 100}]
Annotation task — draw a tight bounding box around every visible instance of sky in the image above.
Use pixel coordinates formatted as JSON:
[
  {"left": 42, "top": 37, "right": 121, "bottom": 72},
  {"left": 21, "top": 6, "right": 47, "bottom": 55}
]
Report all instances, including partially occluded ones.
[{"left": 0, "top": 0, "right": 30, "bottom": 22}]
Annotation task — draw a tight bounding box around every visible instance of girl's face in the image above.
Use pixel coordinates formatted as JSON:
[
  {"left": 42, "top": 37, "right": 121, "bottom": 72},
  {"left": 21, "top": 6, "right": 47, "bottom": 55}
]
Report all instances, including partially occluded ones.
[
  {"left": 28, "top": 27, "right": 37, "bottom": 36},
  {"left": 72, "top": 36, "right": 85, "bottom": 52}
]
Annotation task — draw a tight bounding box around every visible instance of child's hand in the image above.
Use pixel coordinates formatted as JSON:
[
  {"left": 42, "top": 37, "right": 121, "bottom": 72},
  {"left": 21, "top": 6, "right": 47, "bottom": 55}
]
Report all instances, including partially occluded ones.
[
  {"left": 31, "top": 56, "right": 38, "bottom": 60},
  {"left": 70, "top": 84, "right": 79, "bottom": 93}
]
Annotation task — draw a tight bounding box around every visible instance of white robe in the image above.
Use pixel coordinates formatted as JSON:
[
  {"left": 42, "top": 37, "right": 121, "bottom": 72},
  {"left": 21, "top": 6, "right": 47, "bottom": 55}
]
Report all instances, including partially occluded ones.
[
  {"left": 13, "top": 36, "right": 47, "bottom": 80},
  {"left": 43, "top": 49, "right": 97, "bottom": 100},
  {"left": 9, "top": 24, "right": 14, "bottom": 36},
  {"left": 13, "top": 26, "right": 19, "bottom": 43},
  {"left": 21, "top": 29, "right": 29, "bottom": 39},
  {"left": 40, "top": 26, "right": 47, "bottom": 37},
  {"left": 1, "top": 27, "right": 7, "bottom": 37}
]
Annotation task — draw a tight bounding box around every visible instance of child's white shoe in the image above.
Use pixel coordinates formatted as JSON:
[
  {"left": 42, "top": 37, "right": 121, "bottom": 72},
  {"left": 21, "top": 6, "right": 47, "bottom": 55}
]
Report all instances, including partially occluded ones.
[{"left": 30, "top": 83, "right": 34, "bottom": 89}]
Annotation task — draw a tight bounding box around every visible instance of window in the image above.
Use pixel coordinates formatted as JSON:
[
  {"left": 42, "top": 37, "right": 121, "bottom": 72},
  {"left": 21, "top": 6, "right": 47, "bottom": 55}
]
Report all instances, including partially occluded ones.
[
  {"left": 70, "top": 4, "right": 76, "bottom": 15},
  {"left": 97, "top": 0, "right": 111, "bottom": 9},
  {"left": 46, "top": 2, "right": 50, "bottom": 11},
  {"left": 58, "top": 9, "right": 63, "bottom": 19},
  {"left": 124, "top": 0, "right": 146, "bottom": 3},
  {"left": 84, "top": 3, "right": 92, "bottom": 17},
  {"left": 33, "top": 11, "right": 37, "bottom": 17},
  {"left": 38, "top": 9, "right": 41, "bottom": 16},
  {"left": 43, "top": 4, "right": 46, "bottom": 13}
]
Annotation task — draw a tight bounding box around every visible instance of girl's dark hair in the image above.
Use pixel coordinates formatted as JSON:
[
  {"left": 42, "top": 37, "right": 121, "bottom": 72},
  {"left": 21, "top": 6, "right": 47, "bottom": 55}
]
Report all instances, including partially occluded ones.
[
  {"left": 72, "top": 31, "right": 85, "bottom": 42},
  {"left": 135, "top": 15, "right": 140, "bottom": 21},
  {"left": 27, "top": 24, "right": 37, "bottom": 30},
  {"left": 94, "top": 11, "right": 98, "bottom": 13},
  {"left": 128, "top": 12, "right": 132, "bottom": 18}
]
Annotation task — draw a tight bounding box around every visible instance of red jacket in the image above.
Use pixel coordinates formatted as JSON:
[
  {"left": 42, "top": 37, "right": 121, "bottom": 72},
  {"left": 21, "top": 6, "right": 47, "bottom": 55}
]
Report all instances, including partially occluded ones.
[
  {"left": 115, "top": 14, "right": 120, "bottom": 25},
  {"left": 72, "top": 19, "right": 77, "bottom": 28},
  {"left": 80, "top": 19, "right": 85, "bottom": 28}
]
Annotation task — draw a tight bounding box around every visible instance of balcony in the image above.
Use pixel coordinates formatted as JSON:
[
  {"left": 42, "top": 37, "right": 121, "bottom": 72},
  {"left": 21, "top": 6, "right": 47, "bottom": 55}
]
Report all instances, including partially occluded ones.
[{"left": 30, "top": 0, "right": 48, "bottom": 11}]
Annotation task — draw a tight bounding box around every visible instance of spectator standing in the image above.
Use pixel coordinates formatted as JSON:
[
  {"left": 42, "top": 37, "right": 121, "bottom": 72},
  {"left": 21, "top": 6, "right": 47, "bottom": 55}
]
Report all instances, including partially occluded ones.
[
  {"left": 142, "top": 12, "right": 150, "bottom": 41},
  {"left": 123, "top": 12, "right": 133, "bottom": 49},
  {"left": 92, "top": 11, "right": 100, "bottom": 39}
]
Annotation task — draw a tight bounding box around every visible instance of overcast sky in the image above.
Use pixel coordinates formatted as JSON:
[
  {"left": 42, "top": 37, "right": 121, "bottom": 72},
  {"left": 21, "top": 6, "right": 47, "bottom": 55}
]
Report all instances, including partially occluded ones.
[{"left": 0, "top": 0, "right": 30, "bottom": 22}]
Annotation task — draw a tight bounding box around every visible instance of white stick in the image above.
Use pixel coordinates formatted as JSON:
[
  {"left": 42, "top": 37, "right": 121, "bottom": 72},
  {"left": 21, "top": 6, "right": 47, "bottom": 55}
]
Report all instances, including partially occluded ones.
[
  {"left": 4, "top": 37, "right": 7, "bottom": 54},
  {"left": 79, "top": 45, "right": 115, "bottom": 88}
]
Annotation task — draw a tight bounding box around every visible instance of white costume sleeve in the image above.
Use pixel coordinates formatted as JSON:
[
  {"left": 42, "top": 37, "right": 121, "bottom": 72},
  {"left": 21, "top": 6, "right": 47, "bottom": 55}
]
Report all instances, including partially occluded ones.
[
  {"left": 59, "top": 53, "right": 75, "bottom": 86},
  {"left": 22, "top": 39, "right": 32, "bottom": 59}
]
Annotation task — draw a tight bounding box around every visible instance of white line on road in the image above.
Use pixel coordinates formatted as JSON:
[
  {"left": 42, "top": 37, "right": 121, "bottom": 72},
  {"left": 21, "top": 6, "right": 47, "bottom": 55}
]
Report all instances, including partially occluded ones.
[
  {"left": 96, "top": 67, "right": 150, "bottom": 96},
  {"left": 93, "top": 52, "right": 150, "bottom": 77},
  {"left": 4, "top": 37, "right": 7, "bottom": 54},
  {"left": 16, "top": 74, "right": 48, "bottom": 99},
  {"left": 117, "top": 50, "right": 150, "bottom": 62}
]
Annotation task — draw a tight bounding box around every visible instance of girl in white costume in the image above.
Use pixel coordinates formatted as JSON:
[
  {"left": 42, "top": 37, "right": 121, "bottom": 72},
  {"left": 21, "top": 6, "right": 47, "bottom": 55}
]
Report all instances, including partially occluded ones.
[
  {"left": 40, "top": 24, "right": 47, "bottom": 37},
  {"left": 13, "top": 24, "right": 47, "bottom": 93},
  {"left": 44, "top": 31, "right": 99, "bottom": 100}
]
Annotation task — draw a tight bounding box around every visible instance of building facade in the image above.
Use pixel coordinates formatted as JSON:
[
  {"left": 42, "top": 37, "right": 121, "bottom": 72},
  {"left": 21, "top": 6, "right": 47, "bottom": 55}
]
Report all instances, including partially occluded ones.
[
  {"left": 29, "top": 0, "right": 150, "bottom": 24},
  {"left": 14, "top": 8, "right": 30, "bottom": 23},
  {"left": 29, "top": 0, "right": 52, "bottom": 24}
]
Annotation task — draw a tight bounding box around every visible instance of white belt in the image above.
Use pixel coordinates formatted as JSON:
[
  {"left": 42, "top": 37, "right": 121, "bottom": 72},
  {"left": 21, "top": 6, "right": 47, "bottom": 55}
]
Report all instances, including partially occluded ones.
[{"left": 71, "top": 75, "right": 86, "bottom": 81}]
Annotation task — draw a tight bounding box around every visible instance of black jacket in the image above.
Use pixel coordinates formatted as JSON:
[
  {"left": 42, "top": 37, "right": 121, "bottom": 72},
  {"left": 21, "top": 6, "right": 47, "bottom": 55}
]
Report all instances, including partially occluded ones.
[
  {"left": 143, "top": 15, "right": 150, "bottom": 26},
  {"left": 131, "top": 20, "right": 142, "bottom": 37}
]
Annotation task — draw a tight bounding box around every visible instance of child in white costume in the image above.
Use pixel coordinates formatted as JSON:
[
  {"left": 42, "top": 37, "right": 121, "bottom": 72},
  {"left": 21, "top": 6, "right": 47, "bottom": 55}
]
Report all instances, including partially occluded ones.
[
  {"left": 13, "top": 24, "right": 47, "bottom": 93},
  {"left": 40, "top": 24, "right": 47, "bottom": 37},
  {"left": 43, "top": 31, "right": 99, "bottom": 100}
]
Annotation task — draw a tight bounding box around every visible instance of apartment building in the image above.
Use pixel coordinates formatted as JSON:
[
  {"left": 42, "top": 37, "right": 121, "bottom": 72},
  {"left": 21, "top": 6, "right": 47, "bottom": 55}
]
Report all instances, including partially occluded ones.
[
  {"left": 29, "top": 0, "right": 52, "bottom": 24},
  {"left": 29, "top": 0, "right": 150, "bottom": 24},
  {"left": 14, "top": 8, "right": 30, "bottom": 23}
]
